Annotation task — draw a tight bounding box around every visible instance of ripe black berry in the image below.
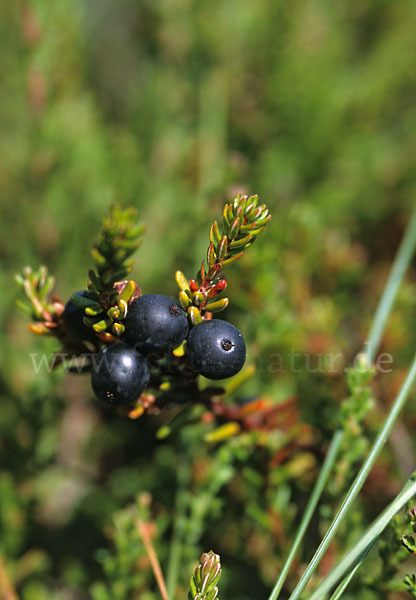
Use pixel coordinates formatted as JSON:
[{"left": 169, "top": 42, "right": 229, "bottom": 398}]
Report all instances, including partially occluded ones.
[
  {"left": 187, "top": 319, "right": 246, "bottom": 380},
  {"left": 124, "top": 294, "right": 189, "bottom": 354},
  {"left": 91, "top": 342, "right": 150, "bottom": 406},
  {"left": 62, "top": 290, "right": 96, "bottom": 343}
]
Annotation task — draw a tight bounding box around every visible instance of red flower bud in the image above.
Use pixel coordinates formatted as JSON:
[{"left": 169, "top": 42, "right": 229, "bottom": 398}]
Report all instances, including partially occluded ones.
[
  {"left": 207, "top": 278, "right": 227, "bottom": 298},
  {"left": 189, "top": 279, "right": 199, "bottom": 293},
  {"left": 215, "top": 279, "right": 227, "bottom": 293}
]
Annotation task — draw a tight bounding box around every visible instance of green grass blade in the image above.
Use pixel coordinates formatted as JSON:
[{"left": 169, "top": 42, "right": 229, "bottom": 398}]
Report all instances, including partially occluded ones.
[
  {"left": 288, "top": 352, "right": 416, "bottom": 600},
  {"left": 267, "top": 429, "right": 344, "bottom": 600},
  {"left": 365, "top": 206, "right": 416, "bottom": 364},
  {"left": 166, "top": 457, "right": 191, "bottom": 599},
  {"left": 309, "top": 474, "right": 416, "bottom": 600},
  {"left": 328, "top": 563, "right": 364, "bottom": 600},
  {"left": 268, "top": 206, "right": 416, "bottom": 600}
]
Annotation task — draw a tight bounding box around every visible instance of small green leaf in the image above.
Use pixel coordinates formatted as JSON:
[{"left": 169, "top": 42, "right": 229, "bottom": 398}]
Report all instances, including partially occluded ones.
[
  {"left": 229, "top": 233, "right": 253, "bottom": 250},
  {"left": 112, "top": 264, "right": 133, "bottom": 281},
  {"left": 112, "top": 322, "right": 125, "bottom": 336},
  {"left": 101, "top": 270, "right": 114, "bottom": 285},
  {"left": 221, "top": 252, "right": 244, "bottom": 267},
  {"left": 200, "top": 260, "right": 206, "bottom": 281},
  {"left": 205, "top": 298, "right": 229, "bottom": 313},
  {"left": 402, "top": 534, "right": 416, "bottom": 554},
  {"left": 189, "top": 577, "right": 198, "bottom": 597},
  {"left": 87, "top": 289, "right": 101, "bottom": 302},
  {"left": 248, "top": 225, "right": 267, "bottom": 236},
  {"left": 239, "top": 215, "right": 271, "bottom": 232},
  {"left": 16, "top": 299, "right": 33, "bottom": 315},
  {"left": 156, "top": 425, "right": 171, "bottom": 440},
  {"left": 179, "top": 290, "right": 192, "bottom": 309},
  {"left": 127, "top": 224, "right": 145, "bottom": 239},
  {"left": 212, "top": 221, "right": 222, "bottom": 244},
  {"left": 217, "top": 235, "right": 228, "bottom": 260},
  {"left": 39, "top": 276, "right": 55, "bottom": 300},
  {"left": 246, "top": 205, "right": 263, "bottom": 220},
  {"left": 235, "top": 204, "right": 244, "bottom": 219},
  {"left": 91, "top": 247, "right": 107, "bottom": 266},
  {"left": 222, "top": 204, "right": 230, "bottom": 226},
  {"left": 117, "top": 280, "right": 136, "bottom": 304},
  {"left": 188, "top": 306, "right": 202, "bottom": 325},
  {"left": 175, "top": 270, "right": 190, "bottom": 292},
  {"left": 245, "top": 196, "right": 258, "bottom": 214},
  {"left": 114, "top": 248, "right": 128, "bottom": 263},
  {"left": 222, "top": 205, "right": 230, "bottom": 235},
  {"left": 88, "top": 269, "right": 101, "bottom": 291},
  {"left": 172, "top": 340, "right": 186, "bottom": 357},
  {"left": 83, "top": 316, "right": 98, "bottom": 327},
  {"left": 239, "top": 222, "right": 259, "bottom": 233},
  {"left": 107, "top": 306, "right": 121, "bottom": 320},
  {"left": 14, "top": 273, "right": 25, "bottom": 286},
  {"left": 228, "top": 217, "right": 240, "bottom": 239},
  {"left": 92, "top": 318, "right": 113, "bottom": 332},
  {"left": 207, "top": 242, "right": 216, "bottom": 269},
  {"left": 71, "top": 294, "right": 102, "bottom": 310},
  {"left": 227, "top": 203, "right": 234, "bottom": 224},
  {"left": 237, "top": 194, "right": 248, "bottom": 212},
  {"left": 209, "top": 224, "right": 215, "bottom": 244},
  {"left": 193, "top": 291, "right": 205, "bottom": 306},
  {"left": 118, "top": 299, "right": 128, "bottom": 318},
  {"left": 85, "top": 305, "right": 104, "bottom": 317}
]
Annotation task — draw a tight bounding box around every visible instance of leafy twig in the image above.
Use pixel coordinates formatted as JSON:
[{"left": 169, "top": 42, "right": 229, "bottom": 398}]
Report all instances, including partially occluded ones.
[
  {"left": 328, "top": 355, "right": 375, "bottom": 496},
  {"left": 15, "top": 265, "right": 63, "bottom": 337},
  {"left": 90, "top": 204, "right": 144, "bottom": 293},
  {"left": 175, "top": 193, "right": 271, "bottom": 326},
  {"left": 72, "top": 204, "right": 144, "bottom": 341},
  {"left": 188, "top": 551, "right": 222, "bottom": 600}
]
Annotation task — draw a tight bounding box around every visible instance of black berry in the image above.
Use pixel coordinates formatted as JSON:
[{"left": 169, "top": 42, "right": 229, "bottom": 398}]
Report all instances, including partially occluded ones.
[
  {"left": 187, "top": 319, "right": 246, "bottom": 380},
  {"left": 124, "top": 294, "right": 189, "bottom": 354},
  {"left": 62, "top": 290, "right": 96, "bottom": 343},
  {"left": 91, "top": 342, "right": 150, "bottom": 406}
]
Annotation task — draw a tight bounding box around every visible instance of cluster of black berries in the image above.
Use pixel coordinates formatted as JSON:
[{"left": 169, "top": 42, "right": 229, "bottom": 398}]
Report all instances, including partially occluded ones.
[{"left": 63, "top": 292, "right": 246, "bottom": 407}]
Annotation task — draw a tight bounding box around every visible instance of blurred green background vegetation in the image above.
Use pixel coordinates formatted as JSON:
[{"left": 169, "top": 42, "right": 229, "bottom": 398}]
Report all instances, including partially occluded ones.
[{"left": 1, "top": 1, "right": 416, "bottom": 598}]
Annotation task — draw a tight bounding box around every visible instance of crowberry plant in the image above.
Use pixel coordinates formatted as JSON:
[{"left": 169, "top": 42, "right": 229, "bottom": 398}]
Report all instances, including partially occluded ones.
[{"left": 16, "top": 194, "right": 271, "bottom": 415}]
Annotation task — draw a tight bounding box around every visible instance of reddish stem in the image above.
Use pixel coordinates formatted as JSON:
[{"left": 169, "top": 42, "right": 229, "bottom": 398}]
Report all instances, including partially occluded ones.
[
  {"left": 135, "top": 520, "right": 169, "bottom": 600},
  {"left": 0, "top": 555, "right": 19, "bottom": 600}
]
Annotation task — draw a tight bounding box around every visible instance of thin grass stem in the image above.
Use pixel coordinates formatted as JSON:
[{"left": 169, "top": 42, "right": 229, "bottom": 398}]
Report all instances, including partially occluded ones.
[
  {"left": 328, "top": 552, "right": 370, "bottom": 600},
  {"left": 327, "top": 473, "right": 416, "bottom": 600},
  {"left": 309, "top": 474, "right": 416, "bottom": 600},
  {"left": 288, "top": 352, "right": 416, "bottom": 600},
  {"left": 365, "top": 206, "right": 416, "bottom": 364},
  {"left": 166, "top": 458, "right": 190, "bottom": 599},
  {"left": 267, "top": 429, "right": 343, "bottom": 600},
  {"left": 135, "top": 519, "right": 169, "bottom": 600},
  {"left": 268, "top": 206, "right": 416, "bottom": 600}
]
